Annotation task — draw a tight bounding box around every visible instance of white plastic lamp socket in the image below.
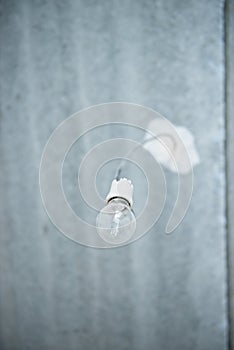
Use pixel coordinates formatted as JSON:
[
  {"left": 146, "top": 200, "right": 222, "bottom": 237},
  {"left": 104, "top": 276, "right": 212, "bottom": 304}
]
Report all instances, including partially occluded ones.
[{"left": 106, "top": 178, "right": 134, "bottom": 207}]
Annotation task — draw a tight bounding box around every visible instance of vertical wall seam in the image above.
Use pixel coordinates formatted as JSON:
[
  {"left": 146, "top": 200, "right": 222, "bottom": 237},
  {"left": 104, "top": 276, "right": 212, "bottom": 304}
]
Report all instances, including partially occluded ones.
[{"left": 223, "top": 0, "right": 232, "bottom": 349}]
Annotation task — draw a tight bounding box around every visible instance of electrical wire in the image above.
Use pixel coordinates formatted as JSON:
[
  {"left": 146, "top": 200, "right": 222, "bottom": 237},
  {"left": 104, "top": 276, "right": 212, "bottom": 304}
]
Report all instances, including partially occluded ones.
[{"left": 114, "top": 133, "right": 176, "bottom": 180}]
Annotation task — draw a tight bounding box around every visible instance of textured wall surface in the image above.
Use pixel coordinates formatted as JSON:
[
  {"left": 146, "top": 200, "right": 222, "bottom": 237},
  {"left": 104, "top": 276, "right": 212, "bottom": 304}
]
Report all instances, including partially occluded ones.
[{"left": 0, "top": 1, "right": 230, "bottom": 350}]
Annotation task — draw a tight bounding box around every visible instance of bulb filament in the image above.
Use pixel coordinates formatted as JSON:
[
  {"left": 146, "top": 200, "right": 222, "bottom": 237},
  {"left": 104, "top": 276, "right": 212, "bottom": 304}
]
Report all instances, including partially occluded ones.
[{"left": 110, "top": 211, "right": 123, "bottom": 237}]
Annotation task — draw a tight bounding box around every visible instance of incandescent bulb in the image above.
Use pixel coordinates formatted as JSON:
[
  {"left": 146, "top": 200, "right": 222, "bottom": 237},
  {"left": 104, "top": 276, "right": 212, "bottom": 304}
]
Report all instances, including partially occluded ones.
[
  {"left": 96, "top": 178, "right": 136, "bottom": 245},
  {"left": 96, "top": 198, "right": 136, "bottom": 245}
]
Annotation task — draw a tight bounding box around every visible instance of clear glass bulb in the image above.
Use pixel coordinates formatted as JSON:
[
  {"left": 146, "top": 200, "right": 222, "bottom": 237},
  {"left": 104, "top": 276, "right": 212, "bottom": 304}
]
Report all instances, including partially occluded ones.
[{"left": 96, "top": 198, "right": 136, "bottom": 245}]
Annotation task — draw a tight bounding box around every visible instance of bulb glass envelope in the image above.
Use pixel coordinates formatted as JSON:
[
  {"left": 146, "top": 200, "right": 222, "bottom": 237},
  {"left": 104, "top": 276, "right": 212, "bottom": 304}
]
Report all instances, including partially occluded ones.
[{"left": 96, "top": 197, "right": 136, "bottom": 245}]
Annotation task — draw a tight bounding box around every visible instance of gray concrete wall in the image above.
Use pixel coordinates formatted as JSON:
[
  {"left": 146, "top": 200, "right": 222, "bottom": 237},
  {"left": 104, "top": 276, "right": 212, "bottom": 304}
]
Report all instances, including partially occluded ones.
[{"left": 0, "top": 1, "right": 231, "bottom": 349}]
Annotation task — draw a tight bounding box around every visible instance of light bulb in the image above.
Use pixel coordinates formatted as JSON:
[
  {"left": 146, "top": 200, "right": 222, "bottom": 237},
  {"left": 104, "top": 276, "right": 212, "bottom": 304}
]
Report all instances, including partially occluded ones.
[
  {"left": 96, "top": 197, "right": 136, "bottom": 245},
  {"left": 96, "top": 178, "right": 136, "bottom": 245}
]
